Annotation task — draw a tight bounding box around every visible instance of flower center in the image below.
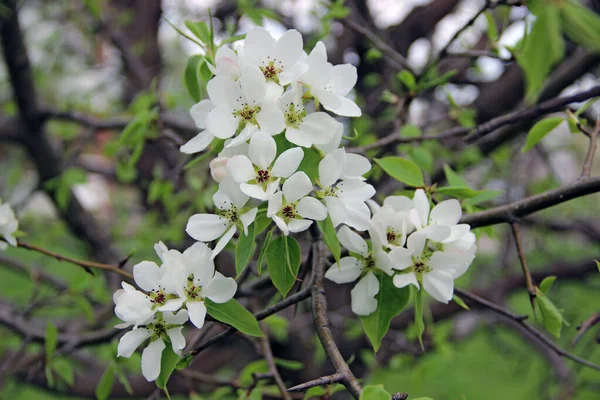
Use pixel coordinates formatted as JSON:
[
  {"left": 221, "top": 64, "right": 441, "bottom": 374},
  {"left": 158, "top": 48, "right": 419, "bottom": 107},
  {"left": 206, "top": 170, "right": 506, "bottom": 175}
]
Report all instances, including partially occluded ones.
[
  {"left": 185, "top": 274, "right": 203, "bottom": 301},
  {"left": 256, "top": 169, "right": 270, "bottom": 183},
  {"left": 282, "top": 205, "right": 296, "bottom": 219},
  {"left": 218, "top": 206, "right": 239, "bottom": 223},
  {"left": 413, "top": 258, "right": 431, "bottom": 274},
  {"left": 260, "top": 59, "right": 283, "bottom": 82},
  {"left": 148, "top": 290, "right": 166, "bottom": 305},
  {"left": 233, "top": 104, "right": 261, "bottom": 125},
  {"left": 363, "top": 253, "right": 375, "bottom": 269},
  {"left": 284, "top": 103, "right": 306, "bottom": 129}
]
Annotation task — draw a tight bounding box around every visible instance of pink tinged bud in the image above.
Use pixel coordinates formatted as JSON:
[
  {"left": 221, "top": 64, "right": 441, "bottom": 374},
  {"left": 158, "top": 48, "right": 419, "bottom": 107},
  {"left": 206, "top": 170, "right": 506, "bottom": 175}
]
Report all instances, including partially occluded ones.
[{"left": 210, "top": 157, "right": 230, "bottom": 182}]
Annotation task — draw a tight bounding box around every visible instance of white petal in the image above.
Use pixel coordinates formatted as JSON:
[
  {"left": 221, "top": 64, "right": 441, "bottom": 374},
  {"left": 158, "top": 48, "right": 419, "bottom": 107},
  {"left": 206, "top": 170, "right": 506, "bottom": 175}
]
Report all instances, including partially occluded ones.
[
  {"left": 228, "top": 124, "right": 257, "bottom": 147},
  {"left": 297, "top": 112, "right": 338, "bottom": 145},
  {"left": 329, "top": 96, "right": 361, "bottom": 117},
  {"left": 190, "top": 100, "right": 214, "bottom": 129},
  {"left": 337, "top": 180, "right": 375, "bottom": 201},
  {"left": 184, "top": 243, "right": 214, "bottom": 286},
  {"left": 267, "top": 191, "right": 283, "bottom": 217},
  {"left": 313, "top": 87, "right": 342, "bottom": 111},
  {"left": 315, "top": 121, "right": 343, "bottom": 154},
  {"left": 324, "top": 196, "right": 347, "bottom": 227},
  {"left": 430, "top": 199, "right": 462, "bottom": 226},
  {"left": 388, "top": 247, "right": 414, "bottom": 270},
  {"left": 133, "top": 261, "right": 161, "bottom": 292},
  {"left": 341, "top": 198, "right": 372, "bottom": 232},
  {"left": 272, "top": 214, "right": 289, "bottom": 235},
  {"left": 319, "top": 153, "right": 342, "bottom": 188},
  {"left": 424, "top": 224, "right": 451, "bottom": 242},
  {"left": 330, "top": 64, "right": 357, "bottom": 96},
  {"left": 215, "top": 46, "right": 240, "bottom": 78},
  {"left": 256, "top": 105, "right": 285, "bottom": 135},
  {"left": 227, "top": 155, "right": 255, "bottom": 183},
  {"left": 248, "top": 132, "right": 277, "bottom": 169},
  {"left": 412, "top": 189, "right": 430, "bottom": 227},
  {"left": 167, "top": 327, "right": 186, "bottom": 354},
  {"left": 383, "top": 196, "right": 412, "bottom": 212},
  {"left": 203, "top": 272, "right": 237, "bottom": 303},
  {"left": 163, "top": 309, "right": 189, "bottom": 325},
  {"left": 187, "top": 301, "right": 207, "bottom": 329},
  {"left": 186, "top": 214, "right": 230, "bottom": 242},
  {"left": 206, "top": 107, "right": 239, "bottom": 139},
  {"left": 278, "top": 61, "right": 308, "bottom": 85},
  {"left": 117, "top": 329, "right": 151, "bottom": 358},
  {"left": 154, "top": 241, "right": 168, "bottom": 262},
  {"left": 265, "top": 82, "right": 284, "bottom": 103},
  {"left": 285, "top": 127, "right": 313, "bottom": 147},
  {"left": 351, "top": 271, "right": 379, "bottom": 316},
  {"left": 287, "top": 218, "right": 313, "bottom": 233},
  {"left": 343, "top": 153, "right": 371, "bottom": 178},
  {"left": 423, "top": 270, "right": 455, "bottom": 303},
  {"left": 240, "top": 208, "right": 258, "bottom": 235},
  {"left": 212, "top": 225, "right": 237, "bottom": 257},
  {"left": 158, "top": 298, "right": 185, "bottom": 312},
  {"left": 207, "top": 76, "right": 241, "bottom": 109},
  {"left": 275, "top": 29, "right": 303, "bottom": 67},
  {"left": 141, "top": 339, "right": 165, "bottom": 382},
  {"left": 240, "top": 183, "right": 268, "bottom": 200},
  {"left": 244, "top": 27, "right": 275, "bottom": 66},
  {"left": 181, "top": 130, "right": 215, "bottom": 154},
  {"left": 296, "top": 197, "right": 328, "bottom": 220},
  {"left": 282, "top": 172, "right": 312, "bottom": 203},
  {"left": 219, "top": 176, "right": 250, "bottom": 209},
  {"left": 337, "top": 225, "right": 369, "bottom": 257},
  {"left": 241, "top": 65, "right": 267, "bottom": 106},
  {"left": 271, "top": 147, "right": 304, "bottom": 178},
  {"left": 393, "top": 273, "right": 420, "bottom": 289},
  {"left": 406, "top": 231, "right": 427, "bottom": 255},
  {"left": 325, "top": 257, "right": 362, "bottom": 283}
]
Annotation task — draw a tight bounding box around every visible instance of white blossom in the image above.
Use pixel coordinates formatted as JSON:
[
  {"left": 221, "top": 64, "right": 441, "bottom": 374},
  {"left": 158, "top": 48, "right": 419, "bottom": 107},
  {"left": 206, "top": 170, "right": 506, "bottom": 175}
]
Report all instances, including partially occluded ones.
[
  {"left": 226, "top": 131, "right": 303, "bottom": 200},
  {"left": 266, "top": 171, "right": 327, "bottom": 235},
  {"left": 186, "top": 178, "right": 257, "bottom": 257},
  {"left": 117, "top": 309, "right": 188, "bottom": 381},
  {"left": 207, "top": 45, "right": 242, "bottom": 80},
  {"left": 209, "top": 139, "right": 249, "bottom": 182},
  {"left": 300, "top": 42, "right": 361, "bottom": 117},
  {"left": 0, "top": 199, "right": 18, "bottom": 250}
]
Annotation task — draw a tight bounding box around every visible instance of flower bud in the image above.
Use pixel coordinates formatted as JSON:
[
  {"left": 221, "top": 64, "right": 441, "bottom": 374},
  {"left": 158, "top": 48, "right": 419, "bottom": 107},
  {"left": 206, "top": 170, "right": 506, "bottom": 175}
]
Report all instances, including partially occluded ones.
[{"left": 210, "top": 157, "right": 230, "bottom": 182}]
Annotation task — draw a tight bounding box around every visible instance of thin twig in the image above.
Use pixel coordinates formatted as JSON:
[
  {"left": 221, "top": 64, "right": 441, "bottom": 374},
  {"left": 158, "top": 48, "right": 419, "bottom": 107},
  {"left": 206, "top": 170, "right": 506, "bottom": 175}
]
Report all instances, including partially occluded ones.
[
  {"left": 571, "top": 312, "right": 600, "bottom": 347},
  {"left": 310, "top": 228, "right": 363, "bottom": 398},
  {"left": 14, "top": 240, "right": 133, "bottom": 280},
  {"left": 579, "top": 119, "right": 599, "bottom": 179},
  {"left": 287, "top": 372, "right": 344, "bottom": 392},
  {"left": 260, "top": 331, "right": 291, "bottom": 400},
  {"left": 456, "top": 289, "right": 600, "bottom": 372},
  {"left": 510, "top": 223, "right": 536, "bottom": 310},
  {"left": 437, "top": 0, "right": 491, "bottom": 60}
]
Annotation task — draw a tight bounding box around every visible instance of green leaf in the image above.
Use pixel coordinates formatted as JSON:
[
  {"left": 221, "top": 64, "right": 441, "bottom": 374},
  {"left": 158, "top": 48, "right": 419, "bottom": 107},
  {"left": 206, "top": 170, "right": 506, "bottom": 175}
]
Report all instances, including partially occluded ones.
[
  {"left": 535, "top": 287, "right": 566, "bottom": 338},
  {"left": 397, "top": 70, "right": 416, "bottom": 91},
  {"left": 205, "top": 298, "right": 263, "bottom": 337},
  {"left": 267, "top": 236, "right": 301, "bottom": 298},
  {"left": 414, "top": 287, "right": 425, "bottom": 350},
  {"left": 185, "top": 20, "right": 211, "bottom": 44},
  {"left": 539, "top": 276, "right": 556, "bottom": 294},
  {"left": 436, "top": 186, "right": 481, "bottom": 199},
  {"left": 45, "top": 322, "right": 58, "bottom": 361},
  {"left": 297, "top": 147, "right": 322, "bottom": 182},
  {"left": 184, "top": 55, "right": 203, "bottom": 102},
  {"left": 155, "top": 346, "right": 180, "bottom": 397},
  {"left": 52, "top": 357, "right": 74, "bottom": 386},
  {"left": 442, "top": 164, "right": 469, "bottom": 187},
  {"left": 409, "top": 147, "right": 434, "bottom": 175},
  {"left": 400, "top": 124, "right": 422, "bottom": 138},
  {"left": 596, "top": 259, "right": 600, "bottom": 272},
  {"left": 515, "top": 5, "right": 564, "bottom": 103},
  {"left": 452, "top": 294, "right": 470, "bottom": 310},
  {"left": 359, "top": 384, "right": 391, "bottom": 400},
  {"left": 220, "top": 34, "right": 246, "bottom": 46},
  {"left": 360, "top": 273, "right": 411, "bottom": 352},
  {"left": 465, "top": 189, "right": 503, "bottom": 206},
  {"left": 317, "top": 216, "right": 341, "bottom": 263},
  {"left": 274, "top": 358, "right": 304, "bottom": 370},
  {"left": 574, "top": 98, "right": 598, "bottom": 117},
  {"left": 235, "top": 223, "right": 256, "bottom": 277},
  {"left": 560, "top": 2, "right": 600, "bottom": 52},
  {"left": 96, "top": 363, "right": 115, "bottom": 400},
  {"left": 523, "top": 117, "right": 564, "bottom": 152},
  {"left": 257, "top": 228, "right": 273, "bottom": 275},
  {"left": 375, "top": 157, "right": 425, "bottom": 187},
  {"left": 484, "top": 10, "right": 499, "bottom": 41}
]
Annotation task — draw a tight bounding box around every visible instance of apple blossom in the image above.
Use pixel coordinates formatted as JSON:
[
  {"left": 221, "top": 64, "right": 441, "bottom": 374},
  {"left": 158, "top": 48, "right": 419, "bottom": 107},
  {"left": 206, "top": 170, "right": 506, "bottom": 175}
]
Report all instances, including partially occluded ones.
[
  {"left": 267, "top": 171, "right": 327, "bottom": 235},
  {"left": 117, "top": 309, "right": 188, "bottom": 381},
  {"left": 207, "top": 45, "right": 241, "bottom": 80},
  {"left": 226, "top": 131, "right": 304, "bottom": 200},
  {"left": 0, "top": 199, "right": 18, "bottom": 250}
]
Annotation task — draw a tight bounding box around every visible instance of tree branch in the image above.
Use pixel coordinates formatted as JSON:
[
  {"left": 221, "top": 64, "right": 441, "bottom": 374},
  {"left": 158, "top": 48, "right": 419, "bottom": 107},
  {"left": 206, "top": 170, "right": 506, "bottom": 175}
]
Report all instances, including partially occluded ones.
[
  {"left": 509, "top": 222, "right": 536, "bottom": 309},
  {"left": 287, "top": 372, "right": 344, "bottom": 392}
]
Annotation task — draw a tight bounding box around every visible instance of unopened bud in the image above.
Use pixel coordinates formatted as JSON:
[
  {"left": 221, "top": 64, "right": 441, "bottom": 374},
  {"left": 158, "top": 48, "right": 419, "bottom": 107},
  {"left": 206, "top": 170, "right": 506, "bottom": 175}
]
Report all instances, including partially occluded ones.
[{"left": 210, "top": 157, "right": 230, "bottom": 182}]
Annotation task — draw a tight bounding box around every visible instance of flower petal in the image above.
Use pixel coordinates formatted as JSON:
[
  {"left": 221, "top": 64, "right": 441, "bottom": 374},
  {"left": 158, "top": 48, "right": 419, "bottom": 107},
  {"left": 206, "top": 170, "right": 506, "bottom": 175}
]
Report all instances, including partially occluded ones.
[
  {"left": 203, "top": 272, "right": 237, "bottom": 303},
  {"left": 167, "top": 327, "right": 186, "bottom": 354},
  {"left": 187, "top": 301, "right": 207, "bottom": 329},
  {"left": 256, "top": 106, "right": 285, "bottom": 136},
  {"left": 423, "top": 270, "right": 455, "bottom": 303},
  {"left": 117, "top": 328, "right": 151, "bottom": 358},
  {"left": 324, "top": 196, "right": 347, "bottom": 227},
  {"left": 282, "top": 172, "right": 312, "bottom": 203},
  {"left": 275, "top": 29, "right": 303, "bottom": 67},
  {"left": 313, "top": 87, "right": 342, "bottom": 111},
  {"left": 206, "top": 107, "right": 239, "bottom": 139},
  {"left": 271, "top": 147, "right": 304, "bottom": 178},
  {"left": 330, "top": 64, "right": 357, "bottom": 96},
  {"left": 325, "top": 257, "right": 362, "bottom": 283},
  {"left": 343, "top": 153, "right": 371, "bottom": 178},
  {"left": 296, "top": 197, "right": 328, "bottom": 220},
  {"left": 272, "top": 214, "right": 289, "bottom": 235},
  {"left": 351, "top": 271, "right": 379, "bottom": 316},
  {"left": 297, "top": 112, "right": 338, "bottom": 145},
  {"left": 190, "top": 99, "right": 214, "bottom": 129},
  {"left": 240, "top": 208, "right": 258, "bottom": 235},
  {"left": 249, "top": 131, "right": 277, "bottom": 170},
  {"left": 406, "top": 231, "right": 427, "bottom": 255},
  {"left": 241, "top": 65, "right": 267, "bottom": 106},
  {"left": 329, "top": 96, "right": 361, "bottom": 117},
  {"left": 341, "top": 198, "right": 372, "bottom": 231},
  {"left": 212, "top": 225, "right": 237, "bottom": 258},
  {"left": 287, "top": 219, "right": 312, "bottom": 233},
  {"left": 163, "top": 309, "right": 189, "bottom": 325},
  {"left": 141, "top": 339, "right": 165, "bottom": 381},
  {"left": 244, "top": 27, "right": 275, "bottom": 67},
  {"left": 133, "top": 261, "right": 161, "bottom": 292},
  {"left": 388, "top": 246, "right": 414, "bottom": 270},
  {"left": 393, "top": 272, "right": 420, "bottom": 289},
  {"left": 430, "top": 199, "right": 462, "bottom": 226},
  {"left": 319, "top": 153, "right": 342, "bottom": 188},
  {"left": 227, "top": 155, "right": 255, "bottom": 183},
  {"left": 383, "top": 196, "right": 412, "bottom": 212},
  {"left": 412, "top": 189, "right": 430, "bottom": 228},
  {"left": 267, "top": 191, "right": 283, "bottom": 217},
  {"left": 186, "top": 214, "right": 230, "bottom": 242},
  {"left": 337, "top": 225, "right": 368, "bottom": 256},
  {"left": 207, "top": 76, "right": 241, "bottom": 109}
]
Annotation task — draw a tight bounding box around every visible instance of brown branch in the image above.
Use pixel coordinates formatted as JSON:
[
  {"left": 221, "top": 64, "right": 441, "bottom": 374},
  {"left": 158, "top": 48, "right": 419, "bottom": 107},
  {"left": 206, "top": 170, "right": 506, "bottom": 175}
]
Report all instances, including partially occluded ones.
[
  {"left": 14, "top": 240, "right": 133, "bottom": 280},
  {"left": 454, "top": 289, "right": 527, "bottom": 322},
  {"left": 310, "top": 229, "right": 362, "bottom": 398},
  {"left": 455, "top": 289, "right": 600, "bottom": 372},
  {"left": 260, "top": 331, "right": 291, "bottom": 400},
  {"left": 460, "top": 176, "right": 600, "bottom": 228},
  {"left": 579, "top": 119, "right": 599, "bottom": 179},
  {"left": 571, "top": 312, "right": 600, "bottom": 347},
  {"left": 287, "top": 372, "right": 344, "bottom": 392},
  {"left": 509, "top": 223, "right": 536, "bottom": 310}
]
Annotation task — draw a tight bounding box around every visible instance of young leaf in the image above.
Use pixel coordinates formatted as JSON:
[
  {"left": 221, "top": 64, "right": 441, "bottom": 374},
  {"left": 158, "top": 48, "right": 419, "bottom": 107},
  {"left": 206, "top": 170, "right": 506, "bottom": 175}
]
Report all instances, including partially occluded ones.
[
  {"left": 185, "top": 21, "right": 211, "bottom": 45},
  {"left": 359, "top": 384, "right": 392, "bottom": 400},
  {"left": 452, "top": 294, "right": 470, "bottom": 310},
  {"left": 535, "top": 288, "right": 566, "bottom": 338},
  {"left": 95, "top": 363, "right": 115, "bottom": 400},
  {"left": 397, "top": 70, "right": 416, "bottom": 91},
  {"left": 267, "top": 236, "right": 301, "bottom": 298},
  {"left": 523, "top": 117, "right": 564, "bottom": 152},
  {"left": 435, "top": 186, "right": 481, "bottom": 199},
  {"left": 184, "top": 55, "right": 203, "bottom": 102},
  {"left": 414, "top": 287, "right": 425, "bottom": 350},
  {"left": 360, "top": 273, "right": 411, "bottom": 352},
  {"left": 442, "top": 164, "right": 469, "bottom": 187},
  {"left": 52, "top": 357, "right": 75, "bottom": 386},
  {"left": 155, "top": 346, "right": 181, "bottom": 397},
  {"left": 596, "top": 259, "right": 600, "bottom": 272},
  {"left": 560, "top": 2, "right": 600, "bottom": 53},
  {"left": 257, "top": 228, "right": 273, "bottom": 275},
  {"left": 400, "top": 124, "right": 422, "bottom": 138},
  {"left": 317, "top": 216, "right": 341, "bottom": 263},
  {"left": 375, "top": 157, "right": 425, "bottom": 187},
  {"left": 205, "top": 298, "right": 263, "bottom": 337},
  {"left": 220, "top": 34, "right": 246, "bottom": 46},
  {"left": 465, "top": 189, "right": 503, "bottom": 206},
  {"left": 574, "top": 98, "right": 598, "bottom": 117},
  {"left": 235, "top": 223, "right": 256, "bottom": 277},
  {"left": 45, "top": 322, "right": 58, "bottom": 361},
  {"left": 539, "top": 276, "right": 556, "bottom": 294},
  {"left": 484, "top": 10, "right": 499, "bottom": 41}
]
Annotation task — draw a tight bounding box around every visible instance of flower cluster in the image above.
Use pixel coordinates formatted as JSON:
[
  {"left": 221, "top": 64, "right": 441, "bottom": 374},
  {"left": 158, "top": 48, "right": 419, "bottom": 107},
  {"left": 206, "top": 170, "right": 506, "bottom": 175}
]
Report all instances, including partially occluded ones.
[
  {"left": 0, "top": 198, "right": 18, "bottom": 250},
  {"left": 114, "top": 241, "right": 236, "bottom": 381},
  {"left": 325, "top": 189, "right": 476, "bottom": 315}
]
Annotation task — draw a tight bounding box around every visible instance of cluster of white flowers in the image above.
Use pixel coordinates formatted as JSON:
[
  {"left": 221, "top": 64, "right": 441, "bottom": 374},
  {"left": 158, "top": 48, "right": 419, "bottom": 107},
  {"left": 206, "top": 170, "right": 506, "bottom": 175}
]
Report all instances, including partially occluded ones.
[
  {"left": 114, "top": 241, "right": 236, "bottom": 381},
  {"left": 0, "top": 198, "right": 18, "bottom": 250},
  {"left": 325, "top": 189, "right": 476, "bottom": 315},
  {"left": 113, "top": 26, "right": 477, "bottom": 381}
]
